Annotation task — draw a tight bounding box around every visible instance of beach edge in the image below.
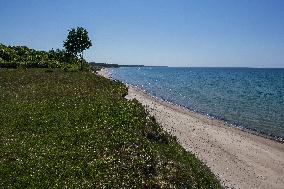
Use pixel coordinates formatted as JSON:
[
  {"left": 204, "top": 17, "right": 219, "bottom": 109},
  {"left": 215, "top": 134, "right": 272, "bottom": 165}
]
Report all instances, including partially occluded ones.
[{"left": 97, "top": 68, "right": 284, "bottom": 189}]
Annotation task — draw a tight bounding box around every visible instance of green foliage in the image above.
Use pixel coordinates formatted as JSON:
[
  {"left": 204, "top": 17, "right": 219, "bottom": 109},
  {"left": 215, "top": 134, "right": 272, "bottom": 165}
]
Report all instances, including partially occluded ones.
[
  {"left": 0, "top": 44, "right": 86, "bottom": 69},
  {"left": 0, "top": 69, "right": 221, "bottom": 188},
  {"left": 63, "top": 27, "right": 92, "bottom": 58}
]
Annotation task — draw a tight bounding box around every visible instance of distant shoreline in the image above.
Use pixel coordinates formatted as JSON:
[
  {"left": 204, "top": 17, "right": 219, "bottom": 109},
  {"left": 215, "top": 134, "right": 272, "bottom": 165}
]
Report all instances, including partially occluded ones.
[
  {"left": 89, "top": 62, "right": 168, "bottom": 68},
  {"left": 90, "top": 63, "right": 284, "bottom": 69},
  {"left": 97, "top": 68, "right": 284, "bottom": 189}
]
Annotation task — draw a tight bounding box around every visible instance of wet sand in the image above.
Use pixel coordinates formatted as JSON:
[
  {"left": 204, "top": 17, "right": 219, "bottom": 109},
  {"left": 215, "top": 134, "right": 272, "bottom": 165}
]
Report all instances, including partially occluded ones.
[{"left": 98, "top": 68, "right": 284, "bottom": 189}]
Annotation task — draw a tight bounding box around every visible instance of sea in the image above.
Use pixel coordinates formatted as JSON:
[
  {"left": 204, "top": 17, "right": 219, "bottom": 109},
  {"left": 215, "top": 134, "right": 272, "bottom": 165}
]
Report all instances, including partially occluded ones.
[{"left": 109, "top": 67, "right": 284, "bottom": 141}]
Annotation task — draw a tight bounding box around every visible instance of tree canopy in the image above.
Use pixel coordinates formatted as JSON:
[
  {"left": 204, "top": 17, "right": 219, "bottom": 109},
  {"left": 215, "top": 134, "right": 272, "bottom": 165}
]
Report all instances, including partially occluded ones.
[{"left": 63, "top": 27, "right": 92, "bottom": 59}]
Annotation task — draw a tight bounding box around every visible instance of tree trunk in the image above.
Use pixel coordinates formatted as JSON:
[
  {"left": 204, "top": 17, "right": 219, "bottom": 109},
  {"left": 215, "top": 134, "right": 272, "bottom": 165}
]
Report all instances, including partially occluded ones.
[{"left": 80, "top": 51, "right": 84, "bottom": 71}]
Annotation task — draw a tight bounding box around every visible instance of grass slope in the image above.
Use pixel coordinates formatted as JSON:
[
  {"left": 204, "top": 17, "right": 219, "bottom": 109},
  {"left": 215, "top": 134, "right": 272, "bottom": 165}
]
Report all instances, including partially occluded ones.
[{"left": 0, "top": 69, "right": 221, "bottom": 188}]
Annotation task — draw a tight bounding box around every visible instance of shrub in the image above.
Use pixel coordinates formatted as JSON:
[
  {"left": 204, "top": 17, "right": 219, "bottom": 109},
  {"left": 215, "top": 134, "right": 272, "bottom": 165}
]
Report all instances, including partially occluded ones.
[{"left": 0, "top": 43, "right": 85, "bottom": 69}]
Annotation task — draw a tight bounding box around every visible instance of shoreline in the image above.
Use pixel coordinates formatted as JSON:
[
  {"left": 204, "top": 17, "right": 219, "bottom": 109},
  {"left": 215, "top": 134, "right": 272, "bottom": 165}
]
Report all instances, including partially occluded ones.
[
  {"left": 132, "top": 85, "right": 284, "bottom": 143},
  {"left": 101, "top": 68, "right": 284, "bottom": 143},
  {"left": 97, "top": 68, "right": 284, "bottom": 189}
]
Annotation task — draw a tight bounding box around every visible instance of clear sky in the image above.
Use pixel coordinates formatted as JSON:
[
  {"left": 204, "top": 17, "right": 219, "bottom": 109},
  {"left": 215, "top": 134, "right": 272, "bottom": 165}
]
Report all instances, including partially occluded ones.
[{"left": 0, "top": 0, "right": 283, "bottom": 67}]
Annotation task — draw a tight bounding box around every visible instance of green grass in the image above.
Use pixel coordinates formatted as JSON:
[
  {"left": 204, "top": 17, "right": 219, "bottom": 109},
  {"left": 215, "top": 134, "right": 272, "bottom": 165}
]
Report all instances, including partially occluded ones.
[{"left": 0, "top": 69, "right": 221, "bottom": 188}]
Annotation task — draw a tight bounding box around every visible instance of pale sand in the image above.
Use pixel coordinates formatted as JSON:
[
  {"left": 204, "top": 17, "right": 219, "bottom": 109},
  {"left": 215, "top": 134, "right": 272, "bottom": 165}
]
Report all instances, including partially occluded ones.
[{"left": 97, "top": 68, "right": 284, "bottom": 189}]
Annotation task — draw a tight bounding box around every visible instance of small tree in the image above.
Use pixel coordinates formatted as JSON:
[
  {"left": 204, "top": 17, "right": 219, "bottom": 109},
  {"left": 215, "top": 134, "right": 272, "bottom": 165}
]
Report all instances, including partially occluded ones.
[{"left": 63, "top": 27, "right": 92, "bottom": 70}]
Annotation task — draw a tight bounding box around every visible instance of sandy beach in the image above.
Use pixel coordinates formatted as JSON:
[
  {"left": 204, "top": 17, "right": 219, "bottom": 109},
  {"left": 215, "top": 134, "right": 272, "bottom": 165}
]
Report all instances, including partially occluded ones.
[{"left": 98, "top": 68, "right": 284, "bottom": 189}]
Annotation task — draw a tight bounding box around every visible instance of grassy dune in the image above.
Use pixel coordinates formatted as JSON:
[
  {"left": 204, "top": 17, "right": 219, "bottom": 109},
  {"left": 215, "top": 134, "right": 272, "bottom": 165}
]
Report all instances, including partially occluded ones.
[{"left": 0, "top": 69, "right": 221, "bottom": 188}]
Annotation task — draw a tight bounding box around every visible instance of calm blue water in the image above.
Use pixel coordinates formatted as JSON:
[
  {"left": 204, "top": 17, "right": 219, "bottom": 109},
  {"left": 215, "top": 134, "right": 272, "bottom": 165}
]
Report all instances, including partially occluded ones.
[{"left": 110, "top": 67, "right": 284, "bottom": 140}]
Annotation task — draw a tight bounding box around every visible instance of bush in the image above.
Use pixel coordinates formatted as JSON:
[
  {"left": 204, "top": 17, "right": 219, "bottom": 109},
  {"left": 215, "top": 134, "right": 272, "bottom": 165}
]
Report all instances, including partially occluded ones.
[
  {"left": 0, "top": 61, "right": 18, "bottom": 68},
  {"left": 0, "top": 43, "right": 85, "bottom": 69}
]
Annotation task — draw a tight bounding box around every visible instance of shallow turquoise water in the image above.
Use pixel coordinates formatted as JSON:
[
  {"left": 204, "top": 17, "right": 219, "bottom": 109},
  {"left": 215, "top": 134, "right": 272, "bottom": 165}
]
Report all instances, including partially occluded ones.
[{"left": 110, "top": 67, "right": 284, "bottom": 140}]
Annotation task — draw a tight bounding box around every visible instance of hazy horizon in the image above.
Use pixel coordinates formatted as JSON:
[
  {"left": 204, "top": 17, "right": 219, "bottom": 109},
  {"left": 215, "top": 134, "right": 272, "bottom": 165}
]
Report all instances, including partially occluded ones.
[
  {"left": 114, "top": 64, "right": 284, "bottom": 69},
  {"left": 0, "top": 0, "right": 283, "bottom": 68}
]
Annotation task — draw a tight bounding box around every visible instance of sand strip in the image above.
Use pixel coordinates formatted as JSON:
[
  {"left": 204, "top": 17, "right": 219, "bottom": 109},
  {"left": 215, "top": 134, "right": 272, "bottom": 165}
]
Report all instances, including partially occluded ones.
[{"left": 98, "top": 68, "right": 284, "bottom": 189}]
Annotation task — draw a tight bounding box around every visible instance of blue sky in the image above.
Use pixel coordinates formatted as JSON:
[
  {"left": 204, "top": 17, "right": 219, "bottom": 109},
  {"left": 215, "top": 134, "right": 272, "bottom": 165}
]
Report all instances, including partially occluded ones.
[{"left": 0, "top": 0, "right": 283, "bottom": 67}]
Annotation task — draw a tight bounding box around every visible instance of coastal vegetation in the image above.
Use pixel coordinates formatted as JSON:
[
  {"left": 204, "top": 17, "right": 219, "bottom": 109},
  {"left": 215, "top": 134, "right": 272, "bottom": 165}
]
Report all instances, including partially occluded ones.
[
  {"left": 63, "top": 27, "right": 92, "bottom": 70},
  {"left": 64, "top": 27, "right": 92, "bottom": 60},
  {"left": 0, "top": 68, "right": 221, "bottom": 188},
  {"left": 0, "top": 44, "right": 86, "bottom": 70},
  {"left": 1, "top": 26, "right": 220, "bottom": 187},
  {"left": 0, "top": 27, "right": 91, "bottom": 70}
]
